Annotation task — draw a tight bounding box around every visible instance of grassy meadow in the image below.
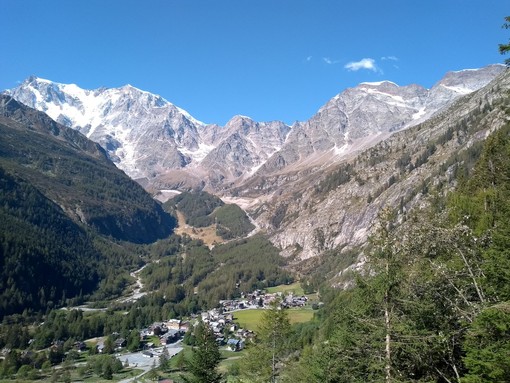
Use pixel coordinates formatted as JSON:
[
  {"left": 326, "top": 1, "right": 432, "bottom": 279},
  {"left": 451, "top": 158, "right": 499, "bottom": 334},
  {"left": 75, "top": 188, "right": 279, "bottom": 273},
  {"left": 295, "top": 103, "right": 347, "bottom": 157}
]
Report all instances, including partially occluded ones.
[
  {"left": 233, "top": 308, "right": 314, "bottom": 331},
  {"left": 266, "top": 282, "right": 304, "bottom": 295}
]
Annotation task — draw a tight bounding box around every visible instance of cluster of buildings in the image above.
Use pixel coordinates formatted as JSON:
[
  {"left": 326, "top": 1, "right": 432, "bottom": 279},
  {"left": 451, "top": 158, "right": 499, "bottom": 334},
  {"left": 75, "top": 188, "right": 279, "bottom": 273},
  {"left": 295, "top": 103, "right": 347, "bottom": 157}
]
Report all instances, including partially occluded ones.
[
  {"left": 96, "top": 289, "right": 310, "bottom": 355},
  {"left": 140, "top": 319, "right": 190, "bottom": 346},
  {"left": 220, "top": 290, "right": 309, "bottom": 312},
  {"left": 133, "top": 290, "right": 309, "bottom": 353},
  {"left": 200, "top": 308, "right": 252, "bottom": 351}
]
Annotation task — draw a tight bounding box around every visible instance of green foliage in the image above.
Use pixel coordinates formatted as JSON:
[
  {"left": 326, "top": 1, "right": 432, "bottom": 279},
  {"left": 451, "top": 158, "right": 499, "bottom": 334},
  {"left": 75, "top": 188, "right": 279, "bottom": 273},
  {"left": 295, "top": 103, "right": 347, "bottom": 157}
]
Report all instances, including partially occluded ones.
[
  {"left": 86, "top": 354, "right": 123, "bottom": 380},
  {"left": 395, "top": 151, "right": 413, "bottom": 172},
  {"left": 241, "top": 303, "right": 291, "bottom": 383},
  {"left": 183, "top": 321, "right": 222, "bottom": 383},
  {"left": 298, "top": 246, "right": 359, "bottom": 292},
  {"left": 414, "top": 143, "right": 437, "bottom": 168},
  {"left": 286, "top": 117, "right": 510, "bottom": 382},
  {"left": 0, "top": 108, "right": 176, "bottom": 244},
  {"left": 462, "top": 303, "right": 510, "bottom": 382},
  {"left": 449, "top": 122, "right": 510, "bottom": 301},
  {"left": 0, "top": 99, "right": 176, "bottom": 318},
  {"left": 198, "top": 236, "right": 293, "bottom": 307},
  {"left": 270, "top": 204, "right": 288, "bottom": 229},
  {"left": 0, "top": 167, "right": 100, "bottom": 317},
  {"left": 314, "top": 163, "right": 354, "bottom": 196},
  {"left": 165, "top": 190, "right": 254, "bottom": 240},
  {"left": 166, "top": 191, "right": 224, "bottom": 227},
  {"left": 213, "top": 204, "right": 255, "bottom": 239},
  {"left": 159, "top": 345, "right": 171, "bottom": 371},
  {"left": 500, "top": 16, "right": 510, "bottom": 65},
  {"left": 145, "top": 235, "right": 291, "bottom": 311}
]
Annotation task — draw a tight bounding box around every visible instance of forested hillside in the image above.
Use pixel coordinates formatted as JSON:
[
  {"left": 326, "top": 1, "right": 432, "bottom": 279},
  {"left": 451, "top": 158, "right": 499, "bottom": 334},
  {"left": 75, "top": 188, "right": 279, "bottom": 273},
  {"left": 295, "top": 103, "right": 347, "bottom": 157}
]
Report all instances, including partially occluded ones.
[
  {"left": 0, "top": 95, "right": 176, "bottom": 244},
  {"left": 142, "top": 234, "right": 292, "bottom": 309},
  {"left": 0, "top": 168, "right": 99, "bottom": 317},
  {"left": 0, "top": 95, "right": 176, "bottom": 317},
  {"left": 281, "top": 114, "right": 510, "bottom": 382}
]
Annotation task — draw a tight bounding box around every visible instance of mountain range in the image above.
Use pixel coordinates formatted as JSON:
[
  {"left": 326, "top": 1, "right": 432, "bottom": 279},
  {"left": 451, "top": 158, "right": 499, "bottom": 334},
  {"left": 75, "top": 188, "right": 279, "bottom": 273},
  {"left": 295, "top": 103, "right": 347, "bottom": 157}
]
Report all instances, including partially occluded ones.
[
  {"left": 4, "top": 64, "right": 509, "bottom": 265},
  {"left": 6, "top": 65, "right": 504, "bottom": 193}
]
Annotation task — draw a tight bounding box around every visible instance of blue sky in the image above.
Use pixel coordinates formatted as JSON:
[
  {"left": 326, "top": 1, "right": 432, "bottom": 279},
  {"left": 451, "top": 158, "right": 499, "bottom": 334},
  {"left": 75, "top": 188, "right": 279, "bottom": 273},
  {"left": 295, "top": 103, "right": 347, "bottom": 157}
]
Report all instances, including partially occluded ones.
[{"left": 0, "top": 0, "right": 508, "bottom": 125}]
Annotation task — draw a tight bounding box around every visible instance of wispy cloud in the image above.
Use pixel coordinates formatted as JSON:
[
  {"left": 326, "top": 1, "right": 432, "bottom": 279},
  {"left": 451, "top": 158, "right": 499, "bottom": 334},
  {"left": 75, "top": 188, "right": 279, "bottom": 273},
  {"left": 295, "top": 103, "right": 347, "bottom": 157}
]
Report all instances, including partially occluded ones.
[
  {"left": 381, "top": 56, "right": 400, "bottom": 69},
  {"left": 306, "top": 56, "right": 313, "bottom": 62},
  {"left": 323, "top": 57, "right": 341, "bottom": 65},
  {"left": 344, "top": 58, "right": 381, "bottom": 73}
]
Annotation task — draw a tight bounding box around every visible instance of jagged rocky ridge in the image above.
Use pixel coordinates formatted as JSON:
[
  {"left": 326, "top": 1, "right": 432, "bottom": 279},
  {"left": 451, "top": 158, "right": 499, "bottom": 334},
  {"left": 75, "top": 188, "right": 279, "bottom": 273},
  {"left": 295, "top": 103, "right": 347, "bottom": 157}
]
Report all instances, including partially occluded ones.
[{"left": 251, "top": 68, "right": 510, "bottom": 267}]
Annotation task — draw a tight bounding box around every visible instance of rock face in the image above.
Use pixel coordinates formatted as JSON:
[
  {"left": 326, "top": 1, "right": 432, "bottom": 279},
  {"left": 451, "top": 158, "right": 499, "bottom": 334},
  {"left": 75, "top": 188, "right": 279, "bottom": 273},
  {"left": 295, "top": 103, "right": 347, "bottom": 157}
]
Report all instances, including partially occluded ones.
[
  {"left": 4, "top": 65, "right": 508, "bottom": 264},
  {"left": 259, "top": 65, "right": 505, "bottom": 176},
  {"left": 257, "top": 68, "right": 510, "bottom": 264},
  {"left": 199, "top": 116, "right": 291, "bottom": 187}
]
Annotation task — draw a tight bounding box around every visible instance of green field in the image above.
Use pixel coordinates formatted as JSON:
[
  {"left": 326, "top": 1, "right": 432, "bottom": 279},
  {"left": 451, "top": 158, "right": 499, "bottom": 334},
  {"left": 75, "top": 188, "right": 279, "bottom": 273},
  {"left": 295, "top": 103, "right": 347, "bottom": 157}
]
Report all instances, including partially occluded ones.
[
  {"left": 266, "top": 282, "right": 304, "bottom": 295},
  {"left": 218, "top": 349, "right": 246, "bottom": 373},
  {"left": 233, "top": 308, "right": 314, "bottom": 331}
]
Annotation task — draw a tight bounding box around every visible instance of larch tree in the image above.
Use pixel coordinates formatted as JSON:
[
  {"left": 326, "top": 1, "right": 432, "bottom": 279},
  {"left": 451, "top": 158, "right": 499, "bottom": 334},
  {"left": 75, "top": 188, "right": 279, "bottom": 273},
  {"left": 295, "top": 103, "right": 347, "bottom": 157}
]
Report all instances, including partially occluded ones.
[{"left": 241, "top": 301, "right": 291, "bottom": 383}]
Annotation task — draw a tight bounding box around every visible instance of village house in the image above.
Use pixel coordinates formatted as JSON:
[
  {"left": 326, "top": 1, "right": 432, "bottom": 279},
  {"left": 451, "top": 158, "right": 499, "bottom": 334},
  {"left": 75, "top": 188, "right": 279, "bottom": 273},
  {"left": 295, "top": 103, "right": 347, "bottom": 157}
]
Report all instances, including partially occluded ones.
[
  {"left": 115, "top": 338, "right": 127, "bottom": 349},
  {"left": 166, "top": 319, "right": 181, "bottom": 330},
  {"left": 226, "top": 338, "right": 245, "bottom": 351},
  {"left": 160, "top": 329, "right": 182, "bottom": 345},
  {"left": 74, "top": 341, "right": 87, "bottom": 352}
]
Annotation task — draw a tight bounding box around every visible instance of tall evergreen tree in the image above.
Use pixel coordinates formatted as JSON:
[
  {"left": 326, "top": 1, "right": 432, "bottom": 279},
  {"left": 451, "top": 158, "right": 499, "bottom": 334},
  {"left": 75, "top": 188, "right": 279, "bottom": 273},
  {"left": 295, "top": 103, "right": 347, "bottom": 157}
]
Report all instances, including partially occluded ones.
[{"left": 183, "top": 320, "right": 222, "bottom": 383}]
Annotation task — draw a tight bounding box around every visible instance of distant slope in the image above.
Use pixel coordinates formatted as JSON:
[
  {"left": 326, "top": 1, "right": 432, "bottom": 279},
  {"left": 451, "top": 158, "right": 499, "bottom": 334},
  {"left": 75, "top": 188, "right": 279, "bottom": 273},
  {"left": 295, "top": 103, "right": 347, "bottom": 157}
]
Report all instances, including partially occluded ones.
[
  {"left": 6, "top": 66, "right": 503, "bottom": 192},
  {"left": 165, "top": 191, "right": 224, "bottom": 227},
  {"left": 0, "top": 95, "right": 176, "bottom": 243},
  {"left": 213, "top": 204, "right": 255, "bottom": 240},
  {"left": 258, "top": 68, "right": 510, "bottom": 265}
]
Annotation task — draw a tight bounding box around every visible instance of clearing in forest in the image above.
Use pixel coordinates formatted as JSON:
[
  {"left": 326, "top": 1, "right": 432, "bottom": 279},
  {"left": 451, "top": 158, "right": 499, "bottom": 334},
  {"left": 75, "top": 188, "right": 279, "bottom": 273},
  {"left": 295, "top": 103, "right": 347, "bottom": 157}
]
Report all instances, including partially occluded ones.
[{"left": 174, "top": 210, "right": 225, "bottom": 248}]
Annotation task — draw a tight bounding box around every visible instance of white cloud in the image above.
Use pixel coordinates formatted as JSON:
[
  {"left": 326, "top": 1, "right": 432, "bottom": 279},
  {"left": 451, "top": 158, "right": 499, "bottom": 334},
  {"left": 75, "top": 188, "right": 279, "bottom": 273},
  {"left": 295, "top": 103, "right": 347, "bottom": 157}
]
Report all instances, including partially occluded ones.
[
  {"left": 381, "top": 56, "right": 399, "bottom": 61},
  {"left": 344, "top": 58, "right": 380, "bottom": 72}
]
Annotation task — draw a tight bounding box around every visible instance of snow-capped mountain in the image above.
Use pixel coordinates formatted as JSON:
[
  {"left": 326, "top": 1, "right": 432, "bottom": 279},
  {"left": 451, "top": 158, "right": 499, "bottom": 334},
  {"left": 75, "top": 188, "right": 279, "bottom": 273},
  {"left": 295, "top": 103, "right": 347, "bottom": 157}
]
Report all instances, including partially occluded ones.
[
  {"left": 5, "top": 65, "right": 505, "bottom": 192},
  {"left": 7, "top": 77, "right": 206, "bottom": 180}
]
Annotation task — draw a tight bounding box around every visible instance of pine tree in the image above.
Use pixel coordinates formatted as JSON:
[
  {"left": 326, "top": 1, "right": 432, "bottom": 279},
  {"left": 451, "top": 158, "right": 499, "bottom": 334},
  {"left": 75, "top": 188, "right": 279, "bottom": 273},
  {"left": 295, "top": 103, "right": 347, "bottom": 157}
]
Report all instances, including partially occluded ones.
[
  {"left": 463, "top": 303, "right": 510, "bottom": 382},
  {"left": 499, "top": 16, "right": 510, "bottom": 65},
  {"left": 183, "top": 320, "right": 222, "bottom": 383}
]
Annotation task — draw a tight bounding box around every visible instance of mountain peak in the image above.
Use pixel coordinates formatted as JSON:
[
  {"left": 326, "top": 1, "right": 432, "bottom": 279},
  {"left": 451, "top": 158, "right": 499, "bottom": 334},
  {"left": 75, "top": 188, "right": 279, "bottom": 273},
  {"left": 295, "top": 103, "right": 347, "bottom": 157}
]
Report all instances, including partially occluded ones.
[
  {"left": 24, "top": 75, "right": 50, "bottom": 84},
  {"left": 227, "top": 115, "right": 254, "bottom": 124}
]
